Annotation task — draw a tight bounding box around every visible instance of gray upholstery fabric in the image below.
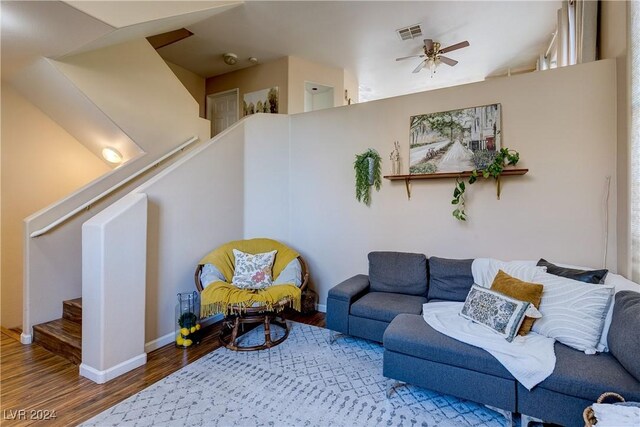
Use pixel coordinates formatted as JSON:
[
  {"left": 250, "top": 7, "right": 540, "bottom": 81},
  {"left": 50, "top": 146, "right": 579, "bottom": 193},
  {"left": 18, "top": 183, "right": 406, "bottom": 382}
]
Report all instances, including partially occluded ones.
[
  {"left": 517, "top": 383, "right": 592, "bottom": 427},
  {"left": 534, "top": 342, "right": 640, "bottom": 402},
  {"left": 350, "top": 292, "right": 426, "bottom": 323},
  {"left": 608, "top": 291, "right": 640, "bottom": 381},
  {"left": 327, "top": 274, "right": 370, "bottom": 335},
  {"left": 383, "top": 314, "right": 513, "bottom": 379},
  {"left": 326, "top": 298, "right": 350, "bottom": 334},
  {"left": 427, "top": 257, "right": 474, "bottom": 302},
  {"left": 368, "top": 252, "right": 427, "bottom": 296},
  {"left": 348, "top": 316, "right": 389, "bottom": 343},
  {"left": 384, "top": 350, "right": 517, "bottom": 411},
  {"left": 327, "top": 274, "right": 370, "bottom": 302}
]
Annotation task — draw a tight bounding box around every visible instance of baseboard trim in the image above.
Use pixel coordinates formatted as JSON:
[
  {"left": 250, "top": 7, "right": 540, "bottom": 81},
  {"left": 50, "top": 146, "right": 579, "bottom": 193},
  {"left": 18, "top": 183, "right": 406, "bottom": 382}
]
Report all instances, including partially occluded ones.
[
  {"left": 20, "top": 332, "right": 32, "bottom": 344},
  {"left": 80, "top": 353, "right": 147, "bottom": 384},
  {"left": 144, "top": 314, "right": 223, "bottom": 353},
  {"left": 315, "top": 303, "right": 326, "bottom": 313}
]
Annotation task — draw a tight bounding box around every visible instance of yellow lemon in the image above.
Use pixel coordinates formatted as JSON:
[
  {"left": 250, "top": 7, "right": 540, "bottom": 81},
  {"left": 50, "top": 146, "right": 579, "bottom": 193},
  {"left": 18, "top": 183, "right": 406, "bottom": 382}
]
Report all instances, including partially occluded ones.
[
  {"left": 184, "top": 339, "right": 193, "bottom": 347},
  {"left": 195, "top": 324, "right": 201, "bottom": 331},
  {"left": 176, "top": 336, "right": 184, "bottom": 346},
  {"left": 190, "top": 326, "right": 196, "bottom": 333},
  {"left": 180, "top": 328, "right": 189, "bottom": 336}
]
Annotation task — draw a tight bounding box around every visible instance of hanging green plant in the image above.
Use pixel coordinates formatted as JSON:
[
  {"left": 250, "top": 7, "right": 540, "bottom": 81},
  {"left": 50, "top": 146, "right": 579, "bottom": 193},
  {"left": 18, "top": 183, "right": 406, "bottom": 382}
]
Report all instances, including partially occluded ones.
[
  {"left": 451, "top": 147, "right": 520, "bottom": 221},
  {"left": 354, "top": 149, "right": 382, "bottom": 206}
]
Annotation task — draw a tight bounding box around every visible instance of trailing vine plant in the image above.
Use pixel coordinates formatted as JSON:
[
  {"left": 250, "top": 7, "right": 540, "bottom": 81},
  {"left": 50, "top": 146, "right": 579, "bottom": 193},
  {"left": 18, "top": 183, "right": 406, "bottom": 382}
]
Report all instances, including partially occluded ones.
[
  {"left": 354, "top": 149, "right": 382, "bottom": 206},
  {"left": 451, "top": 148, "right": 520, "bottom": 221}
]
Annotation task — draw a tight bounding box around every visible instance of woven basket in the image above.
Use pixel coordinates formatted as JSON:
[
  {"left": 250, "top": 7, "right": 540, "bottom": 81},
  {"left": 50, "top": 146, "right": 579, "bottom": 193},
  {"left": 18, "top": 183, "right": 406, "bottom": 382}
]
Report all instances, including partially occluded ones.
[{"left": 583, "top": 392, "right": 625, "bottom": 427}]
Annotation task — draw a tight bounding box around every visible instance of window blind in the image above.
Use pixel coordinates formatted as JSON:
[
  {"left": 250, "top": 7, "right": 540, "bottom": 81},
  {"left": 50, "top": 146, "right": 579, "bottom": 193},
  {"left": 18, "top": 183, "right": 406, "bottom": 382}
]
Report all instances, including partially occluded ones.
[{"left": 631, "top": 2, "right": 639, "bottom": 282}]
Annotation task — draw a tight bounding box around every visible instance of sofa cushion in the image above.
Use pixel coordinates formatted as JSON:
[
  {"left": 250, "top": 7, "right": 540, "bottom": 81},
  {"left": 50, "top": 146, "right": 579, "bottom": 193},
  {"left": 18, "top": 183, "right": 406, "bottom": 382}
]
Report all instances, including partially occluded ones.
[
  {"left": 383, "top": 313, "right": 514, "bottom": 379},
  {"left": 490, "top": 270, "right": 544, "bottom": 335},
  {"left": 368, "top": 252, "right": 427, "bottom": 296},
  {"left": 350, "top": 292, "right": 427, "bottom": 323},
  {"left": 536, "top": 342, "right": 640, "bottom": 402},
  {"left": 537, "top": 258, "right": 608, "bottom": 284},
  {"left": 608, "top": 291, "right": 640, "bottom": 381},
  {"left": 428, "top": 257, "right": 474, "bottom": 302}
]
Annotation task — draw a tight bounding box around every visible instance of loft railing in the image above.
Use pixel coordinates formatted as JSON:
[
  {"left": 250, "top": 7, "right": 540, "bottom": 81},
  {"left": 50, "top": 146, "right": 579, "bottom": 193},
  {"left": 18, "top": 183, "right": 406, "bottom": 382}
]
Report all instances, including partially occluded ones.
[{"left": 30, "top": 135, "right": 199, "bottom": 238}]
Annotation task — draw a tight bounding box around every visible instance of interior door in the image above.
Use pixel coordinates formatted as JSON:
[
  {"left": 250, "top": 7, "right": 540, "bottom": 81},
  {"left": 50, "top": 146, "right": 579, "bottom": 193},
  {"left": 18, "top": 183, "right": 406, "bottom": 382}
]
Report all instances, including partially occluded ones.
[{"left": 207, "top": 90, "right": 238, "bottom": 136}]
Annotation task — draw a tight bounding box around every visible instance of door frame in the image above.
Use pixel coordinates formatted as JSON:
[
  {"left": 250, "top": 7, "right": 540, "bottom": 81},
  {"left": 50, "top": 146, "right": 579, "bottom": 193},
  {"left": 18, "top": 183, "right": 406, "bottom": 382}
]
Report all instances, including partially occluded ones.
[{"left": 206, "top": 88, "right": 239, "bottom": 135}]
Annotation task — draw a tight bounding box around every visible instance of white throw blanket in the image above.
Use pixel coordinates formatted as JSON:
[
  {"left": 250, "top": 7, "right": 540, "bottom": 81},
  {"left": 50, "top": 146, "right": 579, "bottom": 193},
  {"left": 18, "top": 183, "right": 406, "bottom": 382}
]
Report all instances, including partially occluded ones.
[{"left": 422, "top": 302, "right": 556, "bottom": 390}]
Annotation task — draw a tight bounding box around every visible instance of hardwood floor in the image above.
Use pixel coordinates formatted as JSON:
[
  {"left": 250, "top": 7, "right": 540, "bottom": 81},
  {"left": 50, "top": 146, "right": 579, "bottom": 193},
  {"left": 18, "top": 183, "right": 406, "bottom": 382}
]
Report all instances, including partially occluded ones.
[{"left": 0, "top": 311, "right": 325, "bottom": 426}]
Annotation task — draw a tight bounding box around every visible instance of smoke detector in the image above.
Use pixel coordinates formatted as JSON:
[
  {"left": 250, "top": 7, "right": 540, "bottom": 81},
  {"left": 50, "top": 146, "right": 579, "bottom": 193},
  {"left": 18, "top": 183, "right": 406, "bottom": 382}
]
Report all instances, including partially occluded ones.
[{"left": 223, "top": 53, "right": 238, "bottom": 65}]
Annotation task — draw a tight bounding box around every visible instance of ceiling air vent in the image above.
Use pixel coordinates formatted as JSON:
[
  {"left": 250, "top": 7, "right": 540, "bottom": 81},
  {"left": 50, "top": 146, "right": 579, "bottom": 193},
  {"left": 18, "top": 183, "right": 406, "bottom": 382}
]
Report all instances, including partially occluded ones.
[{"left": 396, "top": 24, "right": 422, "bottom": 41}]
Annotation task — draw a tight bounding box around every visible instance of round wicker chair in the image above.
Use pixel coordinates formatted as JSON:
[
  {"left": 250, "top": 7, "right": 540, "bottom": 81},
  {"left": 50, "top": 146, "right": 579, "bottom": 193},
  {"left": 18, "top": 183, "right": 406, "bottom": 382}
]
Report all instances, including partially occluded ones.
[{"left": 194, "top": 252, "right": 309, "bottom": 351}]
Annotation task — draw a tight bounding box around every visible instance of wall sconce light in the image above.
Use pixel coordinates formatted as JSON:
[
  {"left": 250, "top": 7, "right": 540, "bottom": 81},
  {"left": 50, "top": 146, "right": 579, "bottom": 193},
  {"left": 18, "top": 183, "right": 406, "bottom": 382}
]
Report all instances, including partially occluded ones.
[{"left": 102, "top": 147, "right": 123, "bottom": 164}]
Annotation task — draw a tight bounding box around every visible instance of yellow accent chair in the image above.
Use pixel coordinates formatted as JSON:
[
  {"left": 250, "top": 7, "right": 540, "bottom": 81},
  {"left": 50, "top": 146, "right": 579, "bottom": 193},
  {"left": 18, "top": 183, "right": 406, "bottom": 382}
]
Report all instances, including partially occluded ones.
[{"left": 194, "top": 238, "right": 309, "bottom": 351}]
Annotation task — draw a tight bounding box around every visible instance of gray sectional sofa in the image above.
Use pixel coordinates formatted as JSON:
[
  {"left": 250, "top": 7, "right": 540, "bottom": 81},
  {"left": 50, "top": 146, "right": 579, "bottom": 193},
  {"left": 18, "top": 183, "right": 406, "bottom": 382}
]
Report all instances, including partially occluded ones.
[{"left": 326, "top": 251, "right": 640, "bottom": 427}]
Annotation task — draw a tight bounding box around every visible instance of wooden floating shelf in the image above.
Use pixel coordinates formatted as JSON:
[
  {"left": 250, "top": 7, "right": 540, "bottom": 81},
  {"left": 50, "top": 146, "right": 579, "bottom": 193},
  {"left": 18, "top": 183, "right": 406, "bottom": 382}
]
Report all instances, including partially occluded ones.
[{"left": 383, "top": 168, "right": 529, "bottom": 199}]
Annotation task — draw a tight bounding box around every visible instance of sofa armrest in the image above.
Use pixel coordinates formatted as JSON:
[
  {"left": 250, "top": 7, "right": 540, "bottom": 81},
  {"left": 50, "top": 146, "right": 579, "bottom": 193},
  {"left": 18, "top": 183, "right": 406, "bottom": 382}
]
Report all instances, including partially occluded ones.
[
  {"left": 326, "top": 274, "right": 370, "bottom": 334},
  {"left": 329, "top": 274, "right": 370, "bottom": 303}
]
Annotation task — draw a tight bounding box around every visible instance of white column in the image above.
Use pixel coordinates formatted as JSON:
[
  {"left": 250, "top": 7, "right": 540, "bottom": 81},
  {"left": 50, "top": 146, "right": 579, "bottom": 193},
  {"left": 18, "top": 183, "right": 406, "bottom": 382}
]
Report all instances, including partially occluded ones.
[{"left": 80, "top": 193, "right": 148, "bottom": 384}]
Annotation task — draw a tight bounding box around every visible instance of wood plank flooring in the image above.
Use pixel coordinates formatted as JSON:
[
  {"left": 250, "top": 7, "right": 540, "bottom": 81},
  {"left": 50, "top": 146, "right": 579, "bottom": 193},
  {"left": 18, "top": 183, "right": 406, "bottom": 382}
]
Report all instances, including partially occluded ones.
[{"left": 1, "top": 311, "right": 325, "bottom": 426}]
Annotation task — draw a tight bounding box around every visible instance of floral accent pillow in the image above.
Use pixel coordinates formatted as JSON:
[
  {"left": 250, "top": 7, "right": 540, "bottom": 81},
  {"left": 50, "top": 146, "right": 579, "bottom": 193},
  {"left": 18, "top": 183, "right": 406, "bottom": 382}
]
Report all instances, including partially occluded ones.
[
  {"left": 231, "top": 249, "right": 277, "bottom": 290},
  {"left": 460, "top": 285, "right": 539, "bottom": 342}
]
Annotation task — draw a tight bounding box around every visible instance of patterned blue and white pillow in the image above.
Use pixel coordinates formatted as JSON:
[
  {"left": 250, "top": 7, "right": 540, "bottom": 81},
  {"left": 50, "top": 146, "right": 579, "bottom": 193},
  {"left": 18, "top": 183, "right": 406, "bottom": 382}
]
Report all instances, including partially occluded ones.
[
  {"left": 232, "top": 249, "right": 277, "bottom": 290},
  {"left": 460, "top": 285, "right": 535, "bottom": 342}
]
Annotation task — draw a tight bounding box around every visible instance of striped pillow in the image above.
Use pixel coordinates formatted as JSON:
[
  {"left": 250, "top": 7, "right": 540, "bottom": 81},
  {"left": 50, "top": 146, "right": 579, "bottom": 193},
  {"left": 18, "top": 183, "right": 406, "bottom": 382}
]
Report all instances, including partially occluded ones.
[{"left": 531, "top": 271, "right": 614, "bottom": 354}]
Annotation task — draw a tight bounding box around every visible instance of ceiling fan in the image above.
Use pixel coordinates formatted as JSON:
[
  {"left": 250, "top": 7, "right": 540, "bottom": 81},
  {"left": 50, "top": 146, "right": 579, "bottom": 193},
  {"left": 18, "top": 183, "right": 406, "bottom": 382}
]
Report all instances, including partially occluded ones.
[{"left": 396, "top": 39, "right": 470, "bottom": 75}]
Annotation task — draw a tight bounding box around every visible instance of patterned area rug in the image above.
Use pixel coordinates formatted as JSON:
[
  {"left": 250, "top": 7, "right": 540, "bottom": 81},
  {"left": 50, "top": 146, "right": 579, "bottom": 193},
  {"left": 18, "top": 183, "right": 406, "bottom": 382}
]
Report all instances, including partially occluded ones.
[{"left": 82, "top": 322, "right": 505, "bottom": 426}]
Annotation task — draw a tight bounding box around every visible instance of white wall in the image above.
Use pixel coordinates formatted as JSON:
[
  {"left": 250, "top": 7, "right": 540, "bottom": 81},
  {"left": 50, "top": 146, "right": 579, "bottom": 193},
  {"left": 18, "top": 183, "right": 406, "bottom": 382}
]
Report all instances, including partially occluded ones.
[
  {"left": 131, "top": 123, "right": 245, "bottom": 343},
  {"left": 0, "top": 84, "right": 111, "bottom": 328},
  {"left": 243, "top": 115, "right": 290, "bottom": 242},
  {"left": 81, "top": 193, "right": 147, "bottom": 383},
  {"left": 54, "top": 39, "right": 210, "bottom": 154},
  {"left": 288, "top": 60, "right": 618, "bottom": 305}
]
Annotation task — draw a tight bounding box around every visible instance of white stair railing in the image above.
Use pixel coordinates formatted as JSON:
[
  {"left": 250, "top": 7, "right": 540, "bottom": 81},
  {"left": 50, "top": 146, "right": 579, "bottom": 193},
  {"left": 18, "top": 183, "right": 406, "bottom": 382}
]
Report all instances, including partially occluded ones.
[{"left": 30, "top": 136, "right": 198, "bottom": 238}]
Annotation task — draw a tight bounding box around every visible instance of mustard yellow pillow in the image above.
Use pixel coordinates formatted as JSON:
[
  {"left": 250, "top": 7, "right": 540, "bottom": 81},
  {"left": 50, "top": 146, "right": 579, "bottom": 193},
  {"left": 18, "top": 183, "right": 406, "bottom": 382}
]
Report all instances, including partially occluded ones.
[{"left": 490, "top": 270, "right": 544, "bottom": 335}]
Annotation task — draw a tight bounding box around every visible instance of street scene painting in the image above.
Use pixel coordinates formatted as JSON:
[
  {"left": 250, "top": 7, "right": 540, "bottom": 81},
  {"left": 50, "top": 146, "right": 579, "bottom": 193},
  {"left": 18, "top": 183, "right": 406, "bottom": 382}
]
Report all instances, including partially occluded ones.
[
  {"left": 409, "top": 104, "right": 502, "bottom": 174},
  {"left": 243, "top": 87, "right": 279, "bottom": 116}
]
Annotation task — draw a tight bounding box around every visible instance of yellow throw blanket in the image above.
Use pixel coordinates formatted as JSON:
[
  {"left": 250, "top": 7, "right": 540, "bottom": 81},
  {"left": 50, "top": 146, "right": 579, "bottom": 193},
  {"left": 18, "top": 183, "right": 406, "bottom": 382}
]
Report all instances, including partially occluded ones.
[{"left": 199, "top": 238, "right": 302, "bottom": 317}]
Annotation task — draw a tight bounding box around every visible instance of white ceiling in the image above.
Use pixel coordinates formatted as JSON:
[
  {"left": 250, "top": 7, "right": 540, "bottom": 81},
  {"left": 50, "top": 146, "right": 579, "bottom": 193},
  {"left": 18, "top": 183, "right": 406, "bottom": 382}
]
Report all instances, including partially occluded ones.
[{"left": 157, "top": 1, "right": 561, "bottom": 101}]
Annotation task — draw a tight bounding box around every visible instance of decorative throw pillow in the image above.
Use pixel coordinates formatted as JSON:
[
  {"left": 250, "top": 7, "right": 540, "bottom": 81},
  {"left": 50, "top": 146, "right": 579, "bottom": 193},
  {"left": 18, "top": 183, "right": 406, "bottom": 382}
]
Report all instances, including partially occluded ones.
[
  {"left": 272, "top": 258, "right": 303, "bottom": 287},
  {"left": 231, "top": 249, "right": 277, "bottom": 290},
  {"left": 460, "top": 284, "right": 536, "bottom": 342},
  {"left": 200, "top": 263, "right": 227, "bottom": 288},
  {"left": 490, "top": 270, "right": 544, "bottom": 335},
  {"left": 471, "top": 258, "right": 545, "bottom": 288},
  {"left": 537, "top": 258, "right": 608, "bottom": 284},
  {"left": 531, "top": 270, "right": 614, "bottom": 354}
]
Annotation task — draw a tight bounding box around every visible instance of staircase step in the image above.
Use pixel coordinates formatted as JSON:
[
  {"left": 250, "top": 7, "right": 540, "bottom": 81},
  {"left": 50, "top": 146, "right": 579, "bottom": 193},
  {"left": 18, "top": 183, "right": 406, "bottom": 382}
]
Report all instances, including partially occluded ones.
[
  {"left": 62, "top": 298, "right": 82, "bottom": 323},
  {"left": 32, "top": 318, "right": 81, "bottom": 365}
]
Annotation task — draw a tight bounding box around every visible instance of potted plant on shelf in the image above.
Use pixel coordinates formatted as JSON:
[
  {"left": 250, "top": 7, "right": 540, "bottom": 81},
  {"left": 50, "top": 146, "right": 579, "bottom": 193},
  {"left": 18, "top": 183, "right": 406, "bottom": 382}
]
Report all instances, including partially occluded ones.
[
  {"left": 451, "top": 147, "right": 520, "bottom": 221},
  {"left": 354, "top": 148, "right": 382, "bottom": 206}
]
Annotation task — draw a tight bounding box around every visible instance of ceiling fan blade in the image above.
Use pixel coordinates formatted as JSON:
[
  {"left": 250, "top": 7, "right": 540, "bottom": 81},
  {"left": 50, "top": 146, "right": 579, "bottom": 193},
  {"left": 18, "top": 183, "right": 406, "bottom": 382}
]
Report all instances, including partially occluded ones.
[
  {"left": 423, "top": 38, "right": 434, "bottom": 51},
  {"left": 439, "top": 56, "right": 458, "bottom": 66},
  {"left": 439, "top": 40, "right": 470, "bottom": 54},
  {"left": 412, "top": 60, "right": 427, "bottom": 73},
  {"left": 396, "top": 54, "right": 425, "bottom": 61}
]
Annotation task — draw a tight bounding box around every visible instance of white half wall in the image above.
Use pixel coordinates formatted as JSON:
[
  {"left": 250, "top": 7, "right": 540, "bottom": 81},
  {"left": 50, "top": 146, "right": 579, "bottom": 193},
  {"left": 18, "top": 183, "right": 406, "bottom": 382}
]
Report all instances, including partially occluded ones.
[
  {"left": 132, "top": 122, "right": 245, "bottom": 342},
  {"left": 243, "top": 114, "right": 290, "bottom": 243},
  {"left": 81, "top": 193, "right": 147, "bottom": 383},
  {"left": 288, "top": 60, "right": 618, "bottom": 305}
]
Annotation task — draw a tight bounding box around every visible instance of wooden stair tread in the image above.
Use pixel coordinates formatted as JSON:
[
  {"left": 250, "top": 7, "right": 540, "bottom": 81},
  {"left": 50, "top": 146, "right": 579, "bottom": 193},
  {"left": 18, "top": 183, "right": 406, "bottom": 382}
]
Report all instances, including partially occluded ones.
[
  {"left": 32, "top": 319, "right": 81, "bottom": 365},
  {"left": 65, "top": 298, "right": 82, "bottom": 308},
  {"left": 62, "top": 298, "right": 82, "bottom": 323}
]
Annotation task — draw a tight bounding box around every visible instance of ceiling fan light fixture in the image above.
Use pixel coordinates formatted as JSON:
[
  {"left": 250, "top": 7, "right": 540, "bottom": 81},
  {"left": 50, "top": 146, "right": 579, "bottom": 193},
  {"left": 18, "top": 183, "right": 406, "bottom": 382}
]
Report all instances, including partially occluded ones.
[{"left": 223, "top": 53, "right": 238, "bottom": 65}]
